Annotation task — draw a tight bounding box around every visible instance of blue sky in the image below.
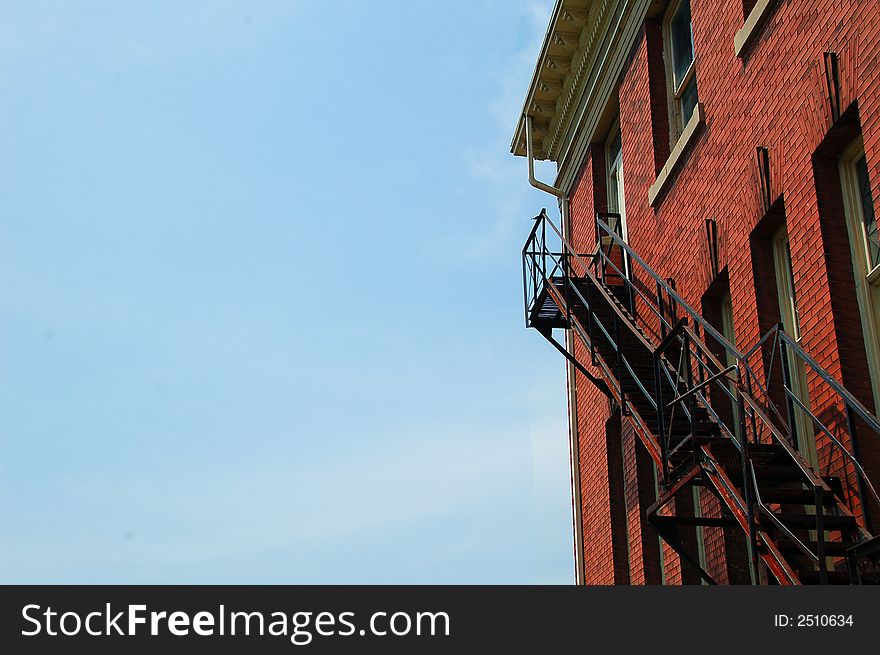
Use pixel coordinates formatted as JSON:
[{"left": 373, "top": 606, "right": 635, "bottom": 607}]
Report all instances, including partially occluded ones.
[{"left": 0, "top": 0, "right": 570, "bottom": 583}]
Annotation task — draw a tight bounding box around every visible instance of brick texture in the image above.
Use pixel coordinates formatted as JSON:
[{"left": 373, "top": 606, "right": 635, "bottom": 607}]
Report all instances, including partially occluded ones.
[{"left": 565, "top": 0, "right": 880, "bottom": 583}]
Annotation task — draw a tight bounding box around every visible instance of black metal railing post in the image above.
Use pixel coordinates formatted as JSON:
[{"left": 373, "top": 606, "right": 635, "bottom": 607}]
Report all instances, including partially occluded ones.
[
  {"left": 815, "top": 486, "right": 828, "bottom": 584},
  {"left": 743, "top": 438, "right": 759, "bottom": 585},
  {"left": 613, "top": 313, "right": 628, "bottom": 416},
  {"left": 522, "top": 247, "right": 529, "bottom": 328},
  {"left": 585, "top": 278, "right": 597, "bottom": 365},
  {"left": 778, "top": 332, "right": 799, "bottom": 450},
  {"left": 844, "top": 404, "right": 873, "bottom": 533},
  {"left": 524, "top": 208, "right": 880, "bottom": 586},
  {"left": 541, "top": 214, "right": 547, "bottom": 278},
  {"left": 657, "top": 281, "right": 666, "bottom": 341},
  {"left": 683, "top": 330, "right": 697, "bottom": 460},
  {"left": 654, "top": 350, "right": 669, "bottom": 485}
]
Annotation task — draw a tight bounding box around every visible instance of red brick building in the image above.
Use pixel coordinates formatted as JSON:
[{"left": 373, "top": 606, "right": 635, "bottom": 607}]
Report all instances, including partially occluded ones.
[{"left": 514, "top": 0, "right": 880, "bottom": 584}]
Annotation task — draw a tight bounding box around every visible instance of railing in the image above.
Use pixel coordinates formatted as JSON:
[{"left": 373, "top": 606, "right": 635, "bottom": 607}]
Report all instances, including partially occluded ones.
[
  {"left": 523, "top": 209, "right": 880, "bottom": 582},
  {"left": 593, "top": 212, "right": 880, "bottom": 564},
  {"left": 750, "top": 461, "right": 829, "bottom": 584},
  {"left": 522, "top": 210, "right": 566, "bottom": 328},
  {"left": 522, "top": 210, "right": 652, "bottom": 415},
  {"left": 590, "top": 214, "right": 754, "bottom": 481},
  {"left": 741, "top": 324, "right": 880, "bottom": 532}
]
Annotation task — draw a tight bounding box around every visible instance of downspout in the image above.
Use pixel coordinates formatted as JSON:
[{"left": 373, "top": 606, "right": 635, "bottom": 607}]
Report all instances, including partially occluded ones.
[
  {"left": 562, "top": 197, "right": 587, "bottom": 586},
  {"left": 525, "top": 115, "right": 565, "bottom": 199},
  {"left": 525, "top": 114, "right": 586, "bottom": 584}
]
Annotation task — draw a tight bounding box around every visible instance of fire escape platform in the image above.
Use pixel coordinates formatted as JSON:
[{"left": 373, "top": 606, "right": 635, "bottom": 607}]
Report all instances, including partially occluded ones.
[{"left": 528, "top": 276, "right": 568, "bottom": 332}]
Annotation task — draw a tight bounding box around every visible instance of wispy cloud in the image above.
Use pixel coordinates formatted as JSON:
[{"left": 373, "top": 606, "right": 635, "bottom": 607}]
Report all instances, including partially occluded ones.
[
  {"left": 451, "top": 0, "right": 558, "bottom": 261},
  {"left": 486, "top": 0, "right": 554, "bottom": 129},
  {"left": 0, "top": 0, "right": 574, "bottom": 585},
  {"left": 0, "top": 418, "right": 540, "bottom": 582}
]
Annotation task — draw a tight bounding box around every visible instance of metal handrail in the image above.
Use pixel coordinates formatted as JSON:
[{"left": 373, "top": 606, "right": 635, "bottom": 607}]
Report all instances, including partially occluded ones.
[
  {"left": 778, "top": 328, "right": 880, "bottom": 435},
  {"left": 522, "top": 209, "right": 880, "bottom": 582},
  {"left": 785, "top": 387, "right": 880, "bottom": 508},
  {"left": 527, "top": 210, "right": 763, "bottom": 448},
  {"left": 749, "top": 463, "right": 817, "bottom": 581},
  {"left": 536, "top": 237, "right": 659, "bottom": 410},
  {"left": 526, "top": 211, "right": 743, "bottom": 480},
  {"left": 593, "top": 215, "right": 745, "bottom": 362},
  {"left": 592, "top": 211, "right": 880, "bottom": 515},
  {"left": 747, "top": 325, "right": 880, "bottom": 514}
]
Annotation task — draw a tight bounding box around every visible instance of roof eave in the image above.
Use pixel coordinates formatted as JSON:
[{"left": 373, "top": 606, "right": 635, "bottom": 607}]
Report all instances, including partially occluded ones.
[
  {"left": 509, "top": 0, "right": 566, "bottom": 161},
  {"left": 509, "top": 1, "right": 593, "bottom": 161}
]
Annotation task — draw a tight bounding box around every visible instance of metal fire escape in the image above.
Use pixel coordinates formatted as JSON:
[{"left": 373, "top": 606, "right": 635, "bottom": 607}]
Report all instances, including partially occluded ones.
[{"left": 523, "top": 209, "right": 880, "bottom": 584}]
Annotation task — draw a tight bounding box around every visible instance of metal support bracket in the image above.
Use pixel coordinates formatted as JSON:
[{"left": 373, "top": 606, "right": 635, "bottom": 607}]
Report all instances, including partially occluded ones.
[{"left": 537, "top": 326, "right": 613, "bottom": 400}]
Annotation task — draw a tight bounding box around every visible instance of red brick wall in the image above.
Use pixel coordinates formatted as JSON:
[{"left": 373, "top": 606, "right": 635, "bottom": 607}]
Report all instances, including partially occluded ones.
[
  {"left": 568, "top": 143, "right": 635, "bottom": 584},
  {"left": 565, "top": 0, "right": 880, "bottom": 583},
  {"left": 622, "top": 419, "right": 663, "bottom": 584}
]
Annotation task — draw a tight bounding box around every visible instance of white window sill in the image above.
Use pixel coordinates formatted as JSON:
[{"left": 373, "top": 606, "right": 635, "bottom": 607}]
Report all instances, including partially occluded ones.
[
  {"left": 734, "top": 0, "right": 775, "bottom": 58},
  {"left": 648, "top": 103, "right": 705, "bottom": 207}
]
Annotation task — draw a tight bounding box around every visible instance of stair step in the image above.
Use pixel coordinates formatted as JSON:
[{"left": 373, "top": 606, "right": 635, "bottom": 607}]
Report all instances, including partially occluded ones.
[
  {"left": 706, "top": 443, "right": 791, "bottom": 473},
  {"left": 795, "top": 570, "right": 853, "bottom": 585},
  {"left": 751, "top": 464, "right": 806, "bottom": 482},
  {"left": 746, "top": 442, "right": 788, "bottom": 454},
  {"left": 767, "top": 512, "right": 857, "bottom": 531},
  {"left": 758, "top": 488, "right": 839, "bottom": 506},
  {"left": 847, "top": 534, "right": 880, "bottom": 561},
  {"left": 567, "top": 276, "right": 880, "bottom": 587},
  {"left": 701, "top": 443, "right": 777, "bottom": 462},
  {"left": 777, "top": 538, "right": 857, "bottom": 557}
]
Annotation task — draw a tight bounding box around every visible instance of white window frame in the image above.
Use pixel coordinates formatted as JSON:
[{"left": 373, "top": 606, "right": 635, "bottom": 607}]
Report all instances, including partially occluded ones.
[
  {"left": 771, "top": 225, "right": 818, "bottom": 469},
  {"left": 734, "top": 0, "right": 777, "bottom": 58},
  {"left": 771, "top": 228, "right": 801, "bottom": 342},
  {"left": 605, "top": 121, "right": 627, "bottom": 242},
  {"left": 597, "top": 121, "right": 632, "bottom": 281},
  {"left": 719, "top": 291, "right": 742, "bottom": 438},
  {"left": 839, "top": 137, "right": 880, "bottom": 413},
  {"left": 663, "top": 0, "right": 698, "bottom": 142}
]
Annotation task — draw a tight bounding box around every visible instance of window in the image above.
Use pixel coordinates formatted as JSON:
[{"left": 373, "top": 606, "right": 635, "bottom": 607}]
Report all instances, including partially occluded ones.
[
  {"left": 772, "top": 229, "right": 801, "bottom": 341},
  {"left": 648, "top": 0, "right": 704, "bottom": 205},
  {"left": 606, "top": 124, "right": 626, "bottom": 240},
  {"left": 854, "top": 154, "right": 880, "bottom": 271},
  {"left": 701, "top": 275, "right": 741, "bottom": 439},
  {"left": 692, "top": 486, "right": 707, "bottom": 584},
  {"left": 603, "top": 123, "right": 631, "bottom": 284},
  {"left": 719, "top": 291, "right": 742, "bottom": 437},
  {"left": 771, "top": 225, "right": 817, "bottom": 468},
  {"left": 839, "top": 138, "right": 880, "bottom": 411},
  {"left": 664, "top": 0, "right": 698, "bottom": 141}
]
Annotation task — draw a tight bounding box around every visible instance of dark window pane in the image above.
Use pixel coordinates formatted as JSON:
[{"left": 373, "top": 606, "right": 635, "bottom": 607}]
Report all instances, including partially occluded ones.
[
  {"left": 680, "top": 75, "right": 698, "bottom": 126},
  {"left": 607, "top": 130, "right": 621, "bottom": 164},
  {"left": 856, "top": 155, "right": 879, "bottom": 269},
  {"left": 670, "top": 0, "right": 694, "bottom": 90},
  {"left": 608, "top": 169, "right": 620, "bottom": 213},
  {"left": 607, "top": 128, "right": 623, "bottom": 214}
]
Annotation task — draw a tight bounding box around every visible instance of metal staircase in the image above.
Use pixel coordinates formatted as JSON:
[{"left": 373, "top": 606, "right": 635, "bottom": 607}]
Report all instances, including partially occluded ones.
[{"left": 523, "top": 209, "right": 880, "bottom": 584}]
